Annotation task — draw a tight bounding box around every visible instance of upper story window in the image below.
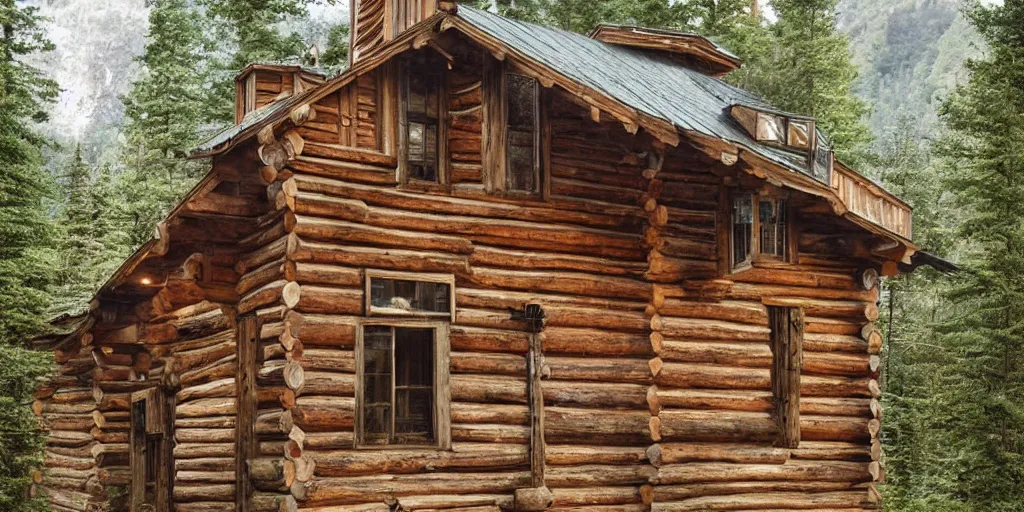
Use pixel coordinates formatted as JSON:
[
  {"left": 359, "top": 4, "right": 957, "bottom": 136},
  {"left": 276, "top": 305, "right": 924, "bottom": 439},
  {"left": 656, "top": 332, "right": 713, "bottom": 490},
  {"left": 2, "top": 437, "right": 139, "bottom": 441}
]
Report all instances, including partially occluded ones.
[
  {"left": 505, "top": 73, "right": 540, "bottom": 194},
  {"left": 731, "top": 192, "right": 791, "bottom": 270},
  {"left": 731, "top": 105, "right": 832, "bottom": 184},
  {"left": 405, "top": 68, "right": 441, "bottom": 182}
]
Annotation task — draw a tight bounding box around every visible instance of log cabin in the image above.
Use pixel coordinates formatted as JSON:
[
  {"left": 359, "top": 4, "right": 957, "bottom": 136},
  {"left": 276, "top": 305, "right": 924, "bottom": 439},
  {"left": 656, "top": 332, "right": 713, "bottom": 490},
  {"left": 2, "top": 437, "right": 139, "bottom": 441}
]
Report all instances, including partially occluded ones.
[{"left": 30, "top": 2, "right": 955, "bottom": 512}]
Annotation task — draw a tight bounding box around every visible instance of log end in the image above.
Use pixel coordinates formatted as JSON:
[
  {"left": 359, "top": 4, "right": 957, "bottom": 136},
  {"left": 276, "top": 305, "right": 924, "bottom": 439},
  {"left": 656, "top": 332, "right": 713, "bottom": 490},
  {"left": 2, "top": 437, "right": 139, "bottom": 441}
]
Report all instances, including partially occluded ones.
[{"left": 513, "top": 486, "right": 554, "bottom": 511}]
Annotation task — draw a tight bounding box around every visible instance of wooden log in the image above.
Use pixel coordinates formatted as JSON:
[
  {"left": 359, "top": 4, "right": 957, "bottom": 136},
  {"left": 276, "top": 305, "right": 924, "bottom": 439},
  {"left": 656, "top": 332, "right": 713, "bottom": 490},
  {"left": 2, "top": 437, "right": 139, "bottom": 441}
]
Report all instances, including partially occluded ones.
[
  {"left": 295, "top": 471, "right": 532, "bottom": 505},
  {"left": 654, "top": 461, "right": 873, "bottom": 484},
  {"left": 313, "top": 443, "right": 527, "bottom": 477},
  {"left": 291, "top": 396, "right": 355, "bottom": 432},
  {"left": 646, "top": 443, "right": 790, "bottom": 467},
  {"left": 649, "top": 490, "right": 876, "bottom": 511}
]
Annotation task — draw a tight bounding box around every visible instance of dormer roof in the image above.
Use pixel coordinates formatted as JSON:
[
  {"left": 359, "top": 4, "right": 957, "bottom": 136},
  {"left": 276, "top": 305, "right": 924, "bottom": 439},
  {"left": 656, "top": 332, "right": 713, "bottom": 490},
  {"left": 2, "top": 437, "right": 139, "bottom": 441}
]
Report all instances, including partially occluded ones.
[{"left": 589, "top": 24, "right": 741, "bottom": 77}]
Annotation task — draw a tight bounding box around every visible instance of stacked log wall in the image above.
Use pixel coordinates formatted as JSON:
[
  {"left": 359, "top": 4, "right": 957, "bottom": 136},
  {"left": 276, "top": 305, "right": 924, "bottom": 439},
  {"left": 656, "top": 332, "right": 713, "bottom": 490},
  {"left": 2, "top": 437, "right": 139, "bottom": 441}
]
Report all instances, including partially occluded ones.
[
  {"left": 250, "top": 78, "right": 658, "bottom": 511},
  {"left": 645, "top": 151, "right": 884, "bottom": 511}
]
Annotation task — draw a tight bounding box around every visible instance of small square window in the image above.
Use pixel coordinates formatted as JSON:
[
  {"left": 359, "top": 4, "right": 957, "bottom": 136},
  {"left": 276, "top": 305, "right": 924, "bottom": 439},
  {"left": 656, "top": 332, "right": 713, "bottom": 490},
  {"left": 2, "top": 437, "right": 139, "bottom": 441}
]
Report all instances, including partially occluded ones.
[
  {"left": 788, "top": 121, "right": 811, "bottom": 148},
  {"left": 730, "top": 194, "right": 791, "bottom": 271},
  {"left": 756, "top": 113, "right": 785, "bottom": 142}
]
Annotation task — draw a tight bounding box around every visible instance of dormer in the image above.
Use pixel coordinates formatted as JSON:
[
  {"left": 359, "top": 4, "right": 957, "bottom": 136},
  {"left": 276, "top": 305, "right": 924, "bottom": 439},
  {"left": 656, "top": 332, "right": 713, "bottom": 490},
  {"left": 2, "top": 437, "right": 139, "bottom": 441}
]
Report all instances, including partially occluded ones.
[
  {"left": 729, "top": 103, "right": 834, "bottom": 184},
  {"left": 350, "top": 0, "right": 456, "bottom": 65},
  {"left": 589, "top": 25, "right": 741, "bottom": 77},
  {"left": 234, "top": 63, "right": 327, "bottom": 124}
]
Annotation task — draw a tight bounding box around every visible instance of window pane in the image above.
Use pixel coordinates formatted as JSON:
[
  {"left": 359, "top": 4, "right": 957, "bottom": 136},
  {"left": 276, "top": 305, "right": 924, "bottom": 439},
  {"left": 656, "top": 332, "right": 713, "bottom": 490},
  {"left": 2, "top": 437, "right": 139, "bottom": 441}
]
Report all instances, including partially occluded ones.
[
  {"left": 408, "top": 122, "right": 425, "bottom": 162},
  {"left": 506, "top": 74, "right": 538, "bottom": 193},
  {"left": 408, "top": 75, "right": 427, "bottom": 115},
  {"left": 788, "top": 121, "right": 810, "bottom": 148},
  {"left": 756, "top": 113, "right": 784, "bottom": 142},
  {"left": 395, "top": 328, "right": 434, "bottom": 444},
  {"left": 813, "top": 136, "right": 833, "bottom": 183},
  {"left": 396, "top": 328, "right": 433, "bottom": 388},
  {"left": 732, "top": 195, "right": 753, "bottom": 266},
  {"left": 759, "top": 199, "right": 788, "bottom": 259},
  {"left": 507, "top": 130, "right": 536, "bottom": 192},
  {"left": 370, "top": 278, "right": 451, "bottom": 315},
  {"left": 506, "top": 74, "right": 537, "bottom": 129},
  {"left": 362, "top": 326, "right": 392, "bottom": 444}
]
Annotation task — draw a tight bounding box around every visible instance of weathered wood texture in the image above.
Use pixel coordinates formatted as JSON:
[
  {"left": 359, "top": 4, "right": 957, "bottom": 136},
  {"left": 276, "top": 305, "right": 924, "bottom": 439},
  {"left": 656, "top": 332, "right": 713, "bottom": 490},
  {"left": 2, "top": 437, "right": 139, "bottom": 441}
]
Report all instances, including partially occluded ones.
[{"left": 37, "top": 43, "right": 886, "bottom": 512}]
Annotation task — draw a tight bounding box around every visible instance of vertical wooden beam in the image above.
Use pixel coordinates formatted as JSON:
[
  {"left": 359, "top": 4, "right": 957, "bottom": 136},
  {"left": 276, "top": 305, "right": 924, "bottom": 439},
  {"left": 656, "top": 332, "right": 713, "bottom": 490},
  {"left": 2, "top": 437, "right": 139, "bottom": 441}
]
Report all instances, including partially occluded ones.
[
  {"left": 380, "top": 62, "right": 398, "bottom": 159},
  {"left": 236, "top": 315, "right": 259, "bottom": 512},
  {"left": 527, "top": 331, "right": 545, "bottom": 487},
  {"left": 769, "top": 306, "right": 803, "bottom": 448},
  {"left": 129, "top": 398, "right": 145, "bottom": 512},
  {"left": 438, "top": 63, "right": 451, "bottom": 188},
  {"left": 539, "top": 87, "right": 552, "bottom": 201},
  {"left": 482, "top": 57, "right": 506, "bottom": 193}
]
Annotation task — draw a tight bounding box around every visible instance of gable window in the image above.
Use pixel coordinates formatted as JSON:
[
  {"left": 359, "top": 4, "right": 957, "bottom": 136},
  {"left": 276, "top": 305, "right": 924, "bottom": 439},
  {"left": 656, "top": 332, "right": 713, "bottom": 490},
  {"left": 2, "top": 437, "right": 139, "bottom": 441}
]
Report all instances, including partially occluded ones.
[
  {"left": 768, "top": 305, "right": 803, "bottom": 448},
  {"left": 756, "top": 112, "right": 785, "bottom": 143},
  {"left": 787, "top": 120, "right": 811, "bottom": 149},
  {"left": 357, "top": 321, "right": 451, "bottom": 448},
  {"left": 405, "top": 68, "right": 441, "bottom": 182},
  {"left": 505, "top": 73, "right": 540, "bottom": 193},
  {"left": 731, "top": 193, "right": 791, "bottom": 269}
]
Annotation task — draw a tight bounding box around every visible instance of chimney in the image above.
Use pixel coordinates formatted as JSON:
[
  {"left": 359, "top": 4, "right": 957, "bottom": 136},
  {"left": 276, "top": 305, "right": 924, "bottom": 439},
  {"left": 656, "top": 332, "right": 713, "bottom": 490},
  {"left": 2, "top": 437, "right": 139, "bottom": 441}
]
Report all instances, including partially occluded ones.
[
  {"left": 234, "top": 63, "right": 327, "bottom": 124},
  {"left": 349, "top": 0, "right": 444, "bottom": 65}
]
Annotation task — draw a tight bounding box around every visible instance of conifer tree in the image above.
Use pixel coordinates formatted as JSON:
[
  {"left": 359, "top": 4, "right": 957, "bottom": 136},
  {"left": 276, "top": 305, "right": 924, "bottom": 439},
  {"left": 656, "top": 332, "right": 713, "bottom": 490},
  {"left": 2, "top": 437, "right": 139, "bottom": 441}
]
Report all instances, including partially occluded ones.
[
  {"left": 741, "top": 0, "right": 870, "bottom": 159},
  {"left": 119, "top": 0, "right": 213, "bottom": 246},
  {"left": 925, "top": 1, "right": 1024, "bottom": 508},
  {"left": 202, "top": 0, "right": 315, "bottom": 122},
  {"left": 0, "top": 1, "right": 58, "bottom": 509},
  {"left": 319, "top": 22, "right": 349, "bottom": 73}
]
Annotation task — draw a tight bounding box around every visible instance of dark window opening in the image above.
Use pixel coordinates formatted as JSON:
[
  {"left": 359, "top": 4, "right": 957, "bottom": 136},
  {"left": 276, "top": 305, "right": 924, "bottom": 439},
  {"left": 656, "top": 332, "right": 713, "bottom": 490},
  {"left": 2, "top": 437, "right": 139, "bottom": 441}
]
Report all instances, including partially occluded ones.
[
  {"left": 506, "top": 73, "right": 539, "bottom": 193},
  {"left": 361, "top": 326, "right": 436, "bottom": 446}
]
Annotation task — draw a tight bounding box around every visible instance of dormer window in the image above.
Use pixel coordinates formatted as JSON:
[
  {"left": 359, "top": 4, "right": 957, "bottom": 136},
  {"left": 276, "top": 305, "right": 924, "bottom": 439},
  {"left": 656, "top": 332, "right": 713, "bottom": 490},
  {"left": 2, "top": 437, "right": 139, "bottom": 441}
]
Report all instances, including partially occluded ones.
[
  {"left": 788, "top": 120, "right": 811, "bottom": 149},
  {"left": 731, "top": 192, "right": 791, "bottom": 270},
  {"left": 756, "top": 113, "right": 785, "bottom": 143}
]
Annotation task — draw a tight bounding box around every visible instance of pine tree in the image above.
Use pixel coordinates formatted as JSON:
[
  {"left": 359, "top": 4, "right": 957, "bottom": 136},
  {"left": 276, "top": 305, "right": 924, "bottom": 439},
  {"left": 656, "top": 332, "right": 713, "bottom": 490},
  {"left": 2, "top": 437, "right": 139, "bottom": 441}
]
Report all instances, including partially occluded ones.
[
  {"left": 319, "top": 22, "right": 349, "bottom": 73},
  {"left": 119, "top": 0, "right": 213, "bottom": 246},
  {"left": 923, "top": 1, "right": 1024, "bottom": 508},
  {"left": 0, "top": 2, "right": 58, "bottom": 510},
  {"left": 202, "top": 0, "right": 313, "bottom": 123},
  {"left": 740, "top": 0, "right": 870, "bottom": 159}
]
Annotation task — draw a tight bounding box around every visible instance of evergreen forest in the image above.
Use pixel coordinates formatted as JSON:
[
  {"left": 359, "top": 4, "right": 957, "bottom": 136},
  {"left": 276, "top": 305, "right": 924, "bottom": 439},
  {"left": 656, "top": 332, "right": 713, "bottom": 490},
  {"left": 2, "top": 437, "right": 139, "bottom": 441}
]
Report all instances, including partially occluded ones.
[{"left": 0, "top": 0, "right": 1021, "bottom": 510}]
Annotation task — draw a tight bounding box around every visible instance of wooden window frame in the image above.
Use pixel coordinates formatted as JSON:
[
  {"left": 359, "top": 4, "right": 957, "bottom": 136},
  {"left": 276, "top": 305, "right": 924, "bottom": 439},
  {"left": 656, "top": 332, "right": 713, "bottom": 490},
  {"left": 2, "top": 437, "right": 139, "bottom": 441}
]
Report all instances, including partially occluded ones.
[
  {"left": 730, "top": 190, "right": 796, "bottom": 272},
  {"left": 130, "top": 387, "right": 173, "bottom": 512},
  {"left": 354, "top": 318, "right": 452, "bottom": 450},
  {"left": 483, "top": 59, "right": 550, "bottom": 199},
  {"left": 398, "top": 54, "right": 449, "bottom": 188},
  {"left": 364, "top": 270, "right": 456, "bottom": 321},
  {"left": 755, "top": 112, "right": 817, "bottom": 154},
  {"left": 767, "top": 305, "right": 804, "bottom": 448}
]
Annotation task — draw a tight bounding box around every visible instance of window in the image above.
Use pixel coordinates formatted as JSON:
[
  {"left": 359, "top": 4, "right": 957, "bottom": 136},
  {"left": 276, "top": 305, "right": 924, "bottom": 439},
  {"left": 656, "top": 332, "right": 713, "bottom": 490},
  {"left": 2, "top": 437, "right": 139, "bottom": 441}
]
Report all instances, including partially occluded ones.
[
  {"left": 357, "top": 321, "right": 451, "bottom": 448},
  {"left": 759, "top": 198, "right": 788, "bottom": 259},
  {"left": 730, "top": 193, "right": 791, "bottom": 269},
  {"left": 732, "top": 195, "right": 753, "bottom": 267},
  {"left": 130, "top": 388, "right": 172, "bottom": 512},
  {"left": 812, "top": 133, "right": 834, "bottom": 183},
  {"left": 787, "top": 120, "right": 811, "bottom": 148},
  {"left": 404, "top": 65, "right": 441, "bottom": 182},
  {"left": 768, "top": 306, "right": 803, "bottom": 448},
  {"left": 505, "top": 73, "right": 539, "bottom": 193},
  {"left": 756, "top": 112, "right": 785, "bottom": 142},
  {"left": 366, "top": 271, "right": 455, "bottom": 319}
]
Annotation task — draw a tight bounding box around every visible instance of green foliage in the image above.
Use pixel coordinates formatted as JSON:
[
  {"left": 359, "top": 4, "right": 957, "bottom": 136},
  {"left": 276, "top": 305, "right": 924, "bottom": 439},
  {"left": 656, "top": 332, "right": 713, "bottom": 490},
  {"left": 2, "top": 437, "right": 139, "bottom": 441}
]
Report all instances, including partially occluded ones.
[
  {"left": 319, "top": 22, "right": 349, "bottom": 73},
  {"left": 118, "top": 0, "right": 215, "bottom": 246},
  {"left": 0, "top": 2, "right": 58, "bottom": 509},
  {"left": 0, "top": 344, "right": 51, "bottom": 512},
  {"left": 738, "top": 0, "right": 871, "bottom": 160}
]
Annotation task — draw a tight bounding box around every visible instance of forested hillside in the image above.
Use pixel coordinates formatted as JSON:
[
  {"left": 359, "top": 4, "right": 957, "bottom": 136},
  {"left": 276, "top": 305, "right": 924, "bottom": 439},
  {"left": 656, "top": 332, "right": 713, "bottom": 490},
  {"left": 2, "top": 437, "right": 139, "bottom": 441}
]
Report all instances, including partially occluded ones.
[{"left": 1, "top": 0, "right": 1022, "bottom": 511}]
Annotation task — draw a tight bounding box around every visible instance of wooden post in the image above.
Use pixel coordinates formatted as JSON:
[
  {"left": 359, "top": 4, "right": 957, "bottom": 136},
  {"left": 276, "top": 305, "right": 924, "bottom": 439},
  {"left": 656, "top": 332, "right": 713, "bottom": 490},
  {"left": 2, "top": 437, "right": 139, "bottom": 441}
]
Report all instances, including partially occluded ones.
[
  {"left": 527, "top": 330, "right": 544, "bottom": 488},
  {"left": 769, "top": 306, "right": 804, "bottom": 448},
  {"left": 237, "top": 315, "right": 259, "bottom": 512}
]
